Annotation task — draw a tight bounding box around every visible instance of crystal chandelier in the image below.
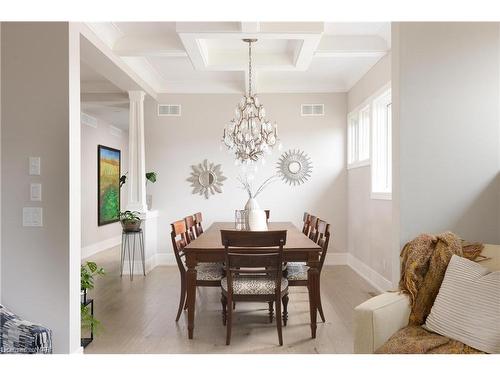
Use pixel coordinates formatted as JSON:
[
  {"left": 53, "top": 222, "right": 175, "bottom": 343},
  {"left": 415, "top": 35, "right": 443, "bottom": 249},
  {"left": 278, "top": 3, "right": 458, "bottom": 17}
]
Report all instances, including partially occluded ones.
[{"left": 222, "top": 39, "right": 279, "bottom": 164}]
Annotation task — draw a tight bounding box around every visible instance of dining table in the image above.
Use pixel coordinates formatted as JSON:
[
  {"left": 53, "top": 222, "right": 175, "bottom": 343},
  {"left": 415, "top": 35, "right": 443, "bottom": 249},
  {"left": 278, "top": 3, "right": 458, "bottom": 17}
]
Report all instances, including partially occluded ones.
[{"left": 183, "top": 221, "right": 323, "bottom": 340}]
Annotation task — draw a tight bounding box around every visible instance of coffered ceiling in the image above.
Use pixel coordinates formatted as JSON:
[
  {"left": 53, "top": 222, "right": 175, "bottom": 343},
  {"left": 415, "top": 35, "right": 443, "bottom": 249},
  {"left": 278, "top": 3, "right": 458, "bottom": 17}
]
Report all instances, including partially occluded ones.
[{"left": 85, "top": 22, "right": 390, "bottom": 94}]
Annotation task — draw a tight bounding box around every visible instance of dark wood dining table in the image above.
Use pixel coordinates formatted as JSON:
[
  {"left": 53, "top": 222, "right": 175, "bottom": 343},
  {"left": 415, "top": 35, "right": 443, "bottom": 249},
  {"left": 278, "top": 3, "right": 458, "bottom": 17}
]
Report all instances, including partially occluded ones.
[{"left": 183, "top": 221, "right": 322, "bottom": 339}]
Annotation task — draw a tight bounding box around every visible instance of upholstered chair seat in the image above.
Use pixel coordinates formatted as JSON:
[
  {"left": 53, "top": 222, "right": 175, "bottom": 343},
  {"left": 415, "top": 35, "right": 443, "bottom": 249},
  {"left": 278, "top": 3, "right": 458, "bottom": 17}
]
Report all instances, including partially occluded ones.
[
  {"left": 286, "top": 263, "right": 309, "bottom": 281},
  {"left": 221, "top": 276, "right": 288, "bottom": 295},
  {"left": 195, "top": 262, "right": 224, "bottom": 281}
]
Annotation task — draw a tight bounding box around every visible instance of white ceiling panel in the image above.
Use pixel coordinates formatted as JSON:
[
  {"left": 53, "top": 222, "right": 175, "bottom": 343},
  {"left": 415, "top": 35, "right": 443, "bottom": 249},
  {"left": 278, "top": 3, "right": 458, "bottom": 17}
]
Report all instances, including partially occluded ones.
[{"left": 83, "top": 22, "right": 391, "bottom": 94}]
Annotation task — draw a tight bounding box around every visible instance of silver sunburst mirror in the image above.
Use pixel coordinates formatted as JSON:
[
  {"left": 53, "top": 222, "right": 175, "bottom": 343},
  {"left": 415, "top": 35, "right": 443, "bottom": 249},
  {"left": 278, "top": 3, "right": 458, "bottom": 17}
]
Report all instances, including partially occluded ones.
[
  {"left": 276, "top": 149, "right": 312, "bottom": 186},
  {"left": 187, "top": 159, "right": 227, "bottom": 199}
]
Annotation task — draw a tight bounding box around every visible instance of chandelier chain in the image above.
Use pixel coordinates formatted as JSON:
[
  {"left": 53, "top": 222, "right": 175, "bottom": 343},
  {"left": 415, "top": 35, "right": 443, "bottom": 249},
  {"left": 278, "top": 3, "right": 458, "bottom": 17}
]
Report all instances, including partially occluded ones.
[{"left": 248, "top": 40, "right": 252, "bottom": 96}]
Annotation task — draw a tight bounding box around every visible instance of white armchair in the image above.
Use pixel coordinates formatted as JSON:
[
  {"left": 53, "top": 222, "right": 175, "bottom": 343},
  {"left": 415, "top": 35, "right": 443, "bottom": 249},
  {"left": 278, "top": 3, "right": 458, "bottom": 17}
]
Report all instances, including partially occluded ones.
[{"left": 353, "top": 292, "right": 410, "bottom": 353}]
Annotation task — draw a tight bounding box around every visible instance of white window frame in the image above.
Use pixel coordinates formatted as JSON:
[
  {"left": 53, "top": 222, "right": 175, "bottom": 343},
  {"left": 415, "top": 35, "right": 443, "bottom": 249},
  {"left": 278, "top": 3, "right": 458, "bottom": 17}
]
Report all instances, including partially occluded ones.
[
  {"left": 371, "top": 88, "right": 392, "bottom": 200},
  {"left": 347, "top": 106, "right": 371, "bottom": 169}
]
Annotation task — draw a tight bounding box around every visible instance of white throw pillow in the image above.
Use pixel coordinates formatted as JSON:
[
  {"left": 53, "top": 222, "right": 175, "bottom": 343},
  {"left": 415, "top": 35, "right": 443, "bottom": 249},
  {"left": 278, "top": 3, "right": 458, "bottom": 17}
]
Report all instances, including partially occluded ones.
[{"left": 425, "top": 254, "right": 500, "bottom": 353}]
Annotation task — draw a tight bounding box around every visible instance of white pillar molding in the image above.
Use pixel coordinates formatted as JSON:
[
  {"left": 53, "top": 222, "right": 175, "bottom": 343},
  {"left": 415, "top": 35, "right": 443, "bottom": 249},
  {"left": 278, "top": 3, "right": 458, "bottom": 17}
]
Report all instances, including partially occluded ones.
[{"left": 127, "top": 90, "right": 148, "bottom": 212}]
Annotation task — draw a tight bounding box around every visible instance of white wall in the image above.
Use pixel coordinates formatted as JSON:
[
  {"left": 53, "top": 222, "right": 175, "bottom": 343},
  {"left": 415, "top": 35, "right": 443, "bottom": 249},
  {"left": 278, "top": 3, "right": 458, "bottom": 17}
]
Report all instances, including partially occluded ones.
[
  {"left": 346, "top": 53, "right": 393, "bottom": 285},
  {"left": 145, "top": 93, "right": 347, "bottom": 260},
  {"left": 393, "top": 23, "right": 500, "bottom": 251},
  {"left": 81, "top": 116, "right": 128, "bottom": 259},
  {"left": 1, "top": 22, "right": 81, "bottom": 354}
]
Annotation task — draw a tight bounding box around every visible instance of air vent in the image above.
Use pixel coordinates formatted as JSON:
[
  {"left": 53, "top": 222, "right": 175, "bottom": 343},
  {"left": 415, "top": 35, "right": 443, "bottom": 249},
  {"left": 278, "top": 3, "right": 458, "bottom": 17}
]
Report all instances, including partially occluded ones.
[
  {"left": 81, "top": 112, "right": 98, "bottom": 128},
  {"left": 158, "top": 104, "right": 181, "bottom": 117},
  {"left": 109, "top": 125, "right": 122, "bottom": 138},
  {"left": 301, "top": 104, "right": 324, "bottom": 117}
]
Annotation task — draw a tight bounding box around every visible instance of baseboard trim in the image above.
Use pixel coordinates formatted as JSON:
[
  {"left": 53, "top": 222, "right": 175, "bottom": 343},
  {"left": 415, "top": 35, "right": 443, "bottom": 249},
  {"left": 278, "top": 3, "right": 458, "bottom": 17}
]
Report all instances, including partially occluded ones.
[
  {"left": 346, "top": 254, "right": 393, "bottom": 293},
  {"left": 324, "top": 252, "right": 349, "bottom": 265},
  {"left": 73, "top": 346, "right": 84, "bottom": 354},
  {"left": 323, "top": 252, "right": 392, "bottom": 292},
  {"left": 155, "top": 253, "right": 176, "bottom": 266},
  {"left": 122, "top": 253, "right": 176, "bottom": 275},
  {"left": 81, "top": 235, "right": 122, "bottom": 259}
]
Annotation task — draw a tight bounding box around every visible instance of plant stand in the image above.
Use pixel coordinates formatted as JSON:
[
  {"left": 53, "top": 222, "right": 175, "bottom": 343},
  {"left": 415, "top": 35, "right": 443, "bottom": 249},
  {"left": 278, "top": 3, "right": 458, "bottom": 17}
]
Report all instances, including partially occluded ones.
[
  {"left": 120, "top": 229, "right": 146, "bottom": 280},
  {"left": 81, "top": 295, "right": 94, "bottom": 348}
]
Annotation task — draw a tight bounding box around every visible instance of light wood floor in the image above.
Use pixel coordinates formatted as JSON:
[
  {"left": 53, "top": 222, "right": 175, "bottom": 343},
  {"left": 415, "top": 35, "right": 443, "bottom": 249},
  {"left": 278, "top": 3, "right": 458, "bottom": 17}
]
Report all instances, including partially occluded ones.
[{"left": 83, "top": 246, "right": 377, "bottom": 354}]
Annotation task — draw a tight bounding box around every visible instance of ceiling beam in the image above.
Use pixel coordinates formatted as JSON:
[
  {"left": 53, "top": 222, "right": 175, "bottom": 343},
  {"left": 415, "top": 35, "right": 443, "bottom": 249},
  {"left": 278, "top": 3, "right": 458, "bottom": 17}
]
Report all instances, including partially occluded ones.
[
  {"left": 80, "top": 92, "right": 129, "bottom": 106},
  {"left": 79, "top": 23, "right": 158, "bottom": 99},
  {"left": 240, "top": 22, "right": 260, "bottom": 33},
  {"left": 315, "top": 35, "right": 388, "bottom": 57},
  {"left": 113, "top": 34, "right": 187, "bottom": 57}
]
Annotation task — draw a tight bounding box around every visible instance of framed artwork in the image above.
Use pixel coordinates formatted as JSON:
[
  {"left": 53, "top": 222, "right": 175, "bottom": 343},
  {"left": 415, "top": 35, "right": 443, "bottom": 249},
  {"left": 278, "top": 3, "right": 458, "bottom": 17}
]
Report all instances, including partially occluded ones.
[{"left": 98, "top": 145, "right": 121, "bottom": 226}]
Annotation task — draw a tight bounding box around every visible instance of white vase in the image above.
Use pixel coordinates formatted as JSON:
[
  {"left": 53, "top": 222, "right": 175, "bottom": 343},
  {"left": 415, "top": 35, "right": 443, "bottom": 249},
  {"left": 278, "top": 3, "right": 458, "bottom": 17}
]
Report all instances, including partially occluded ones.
[{"left": 245, "top": 198, "right": 268, "bottom": 231}]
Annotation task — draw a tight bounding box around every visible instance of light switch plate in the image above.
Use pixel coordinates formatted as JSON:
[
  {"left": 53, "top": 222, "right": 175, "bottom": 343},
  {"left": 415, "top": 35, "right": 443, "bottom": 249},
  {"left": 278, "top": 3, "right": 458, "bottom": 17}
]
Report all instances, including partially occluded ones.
[
  {"left": 29, "top": 157, "right": 41, "bottom": 176},
  {"left": 30, "top": 183, "right": 42, "bottom": 201},
  {"left": 23, "top": 207, "right": 43, "bottom": 227}
]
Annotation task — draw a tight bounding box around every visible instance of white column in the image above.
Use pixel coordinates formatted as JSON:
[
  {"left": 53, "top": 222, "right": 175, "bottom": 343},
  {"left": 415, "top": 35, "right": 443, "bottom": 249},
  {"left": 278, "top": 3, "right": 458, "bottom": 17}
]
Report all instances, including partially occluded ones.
[
  {"left": 127, "top": 90, "right": 147, "bottom": 212},
  {"left": 122, "top": 90, "right": 158, "bottom": 276}
]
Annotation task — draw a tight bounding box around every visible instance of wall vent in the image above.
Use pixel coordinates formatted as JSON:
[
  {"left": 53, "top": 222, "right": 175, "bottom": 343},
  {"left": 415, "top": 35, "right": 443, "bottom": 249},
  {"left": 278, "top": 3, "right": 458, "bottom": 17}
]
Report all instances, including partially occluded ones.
[
  {"left": 109, "top": 125, "right": 123, "bottom": 138},
  {"left": 81, "top": 112, "right": 98, "bottom": 128},
  {"left": 301, "top": 104, "right": 324, "bottom": 117},
  {"left": 158, "top": 104, "right": 181, "bottom": 117}
]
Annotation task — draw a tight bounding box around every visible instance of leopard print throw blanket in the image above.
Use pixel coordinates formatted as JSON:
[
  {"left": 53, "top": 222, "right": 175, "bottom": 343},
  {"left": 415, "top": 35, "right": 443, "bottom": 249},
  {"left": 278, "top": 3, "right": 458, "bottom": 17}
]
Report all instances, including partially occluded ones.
[{"left": 375, "top": 231, "right": 484, "bottom": 354}]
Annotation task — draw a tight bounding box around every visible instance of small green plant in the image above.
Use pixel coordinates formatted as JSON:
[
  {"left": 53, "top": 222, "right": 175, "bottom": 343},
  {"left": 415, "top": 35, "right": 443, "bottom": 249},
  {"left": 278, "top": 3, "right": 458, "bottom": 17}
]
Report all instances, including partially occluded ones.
[
  {"left": 81, "top": 304, "right": 101, "bottom": 332},
  {"left": 119, "top": 171, "right": 157, "bottom": 187},
  {"left": 81, "top": 261, "right": 105, "bottom": 332},
  {"left": 120, "top": 210, "right": 141, "bottom": 224},
  {"left": 146, "top": 171, "right": 157, "bottom": 184},
  {"left": 81, "top": 261, "right": 105, "bottom": 291}
]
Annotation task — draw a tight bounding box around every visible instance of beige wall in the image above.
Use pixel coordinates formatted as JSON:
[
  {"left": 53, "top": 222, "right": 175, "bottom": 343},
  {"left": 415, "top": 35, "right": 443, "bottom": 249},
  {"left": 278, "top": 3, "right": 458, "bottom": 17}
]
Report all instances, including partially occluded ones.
[
  {"left": 81, "top": 116, "right": 128, "bottom": 258},
  {"left": 393, "top": 23, "right": 500, "bottom": 249},
  {"left": 145, "top": 93, "right": 347, "bottom": 260},
  {"left": 1, "top": 22, "right": 81, "bottom": 353},
  {"left": 346, "top": 53, "right": 393, "bottom": 283}
]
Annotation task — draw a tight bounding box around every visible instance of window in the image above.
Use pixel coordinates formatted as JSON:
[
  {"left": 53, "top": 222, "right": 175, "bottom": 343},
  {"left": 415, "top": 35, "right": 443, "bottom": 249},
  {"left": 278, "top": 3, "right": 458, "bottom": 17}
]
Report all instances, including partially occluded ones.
[
  {"left": 371, "top": 89, "right": 392, "bottom": 199},
  {"left": 347, "top": 105, "right": 370, "bottom": 168}
]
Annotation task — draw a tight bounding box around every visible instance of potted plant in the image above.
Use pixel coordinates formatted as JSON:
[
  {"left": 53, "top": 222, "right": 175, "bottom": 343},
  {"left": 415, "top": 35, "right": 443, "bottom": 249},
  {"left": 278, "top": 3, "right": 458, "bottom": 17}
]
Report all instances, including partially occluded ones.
[
  {"left": 81, "top": 261, "right": 105, "bottom": 335},
  {"left": 120, "top": 210, "right": 142, "bottom": 232},
  {"left": 145, "top": 172, "right": 157, "bottom": 210}
]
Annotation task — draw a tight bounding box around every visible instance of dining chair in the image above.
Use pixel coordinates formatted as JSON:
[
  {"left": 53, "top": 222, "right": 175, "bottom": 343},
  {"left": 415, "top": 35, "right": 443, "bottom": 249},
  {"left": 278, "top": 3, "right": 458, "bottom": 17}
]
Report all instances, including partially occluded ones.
[
  {"left": 184, "top": 215, "right": 197, "bottom": 242},
  {"left": 285, "top": 219, "right": 330, "bottom": 324},
  {"left": 220, "top": 230, "right": 288, "bottom": 346},
  {"left": 171, "top": 219, "right": 224, "bottom": 322},
  {"left": 194, "top": 212, "right": 204, "bottom": 237}
]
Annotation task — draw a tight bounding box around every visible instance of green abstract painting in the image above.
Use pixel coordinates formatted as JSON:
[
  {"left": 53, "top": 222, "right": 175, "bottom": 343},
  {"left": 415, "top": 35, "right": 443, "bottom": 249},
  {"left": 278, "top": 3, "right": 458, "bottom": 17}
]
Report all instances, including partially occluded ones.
[{"left": 98, "top": 145, "right": 121, "bottom": 226}]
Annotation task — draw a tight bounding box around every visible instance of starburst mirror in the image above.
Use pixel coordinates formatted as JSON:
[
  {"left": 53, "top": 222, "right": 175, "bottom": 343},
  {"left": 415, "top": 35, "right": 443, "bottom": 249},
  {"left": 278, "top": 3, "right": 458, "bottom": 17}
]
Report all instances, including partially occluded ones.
[
  {"left": 276, "top": 149, "right": 312, "bottom": 186},
  {"left": 187, "top": 159, "right": 227, "bottom": 199}
]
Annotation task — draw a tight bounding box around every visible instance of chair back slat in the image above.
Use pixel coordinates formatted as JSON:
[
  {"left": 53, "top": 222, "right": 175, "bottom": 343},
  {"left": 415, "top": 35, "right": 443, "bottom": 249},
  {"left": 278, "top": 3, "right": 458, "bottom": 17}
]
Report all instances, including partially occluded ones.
[
  {"left": 317, "top": 221, "right": 331, "bottom": 270},
  {"left": 308, "top": 216, "right": 319, "bottom": 241},
  {"left": 184, "top": 215, "right": 197, "bottom": 242},
  {"left": 302, "top": 212, "right": 311, "bottom": 235},
  {"left": 221, "top": 230, "right": 286, "bottom": 248},
  {"left": 194, "top": 212, "right": 204, "bottom": 236},
  {"left": 225, "top": 252, "right": 282, "bottom": 270},
  {"left": 171, "top": 219, "right": 190, "bottom": 273}
]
